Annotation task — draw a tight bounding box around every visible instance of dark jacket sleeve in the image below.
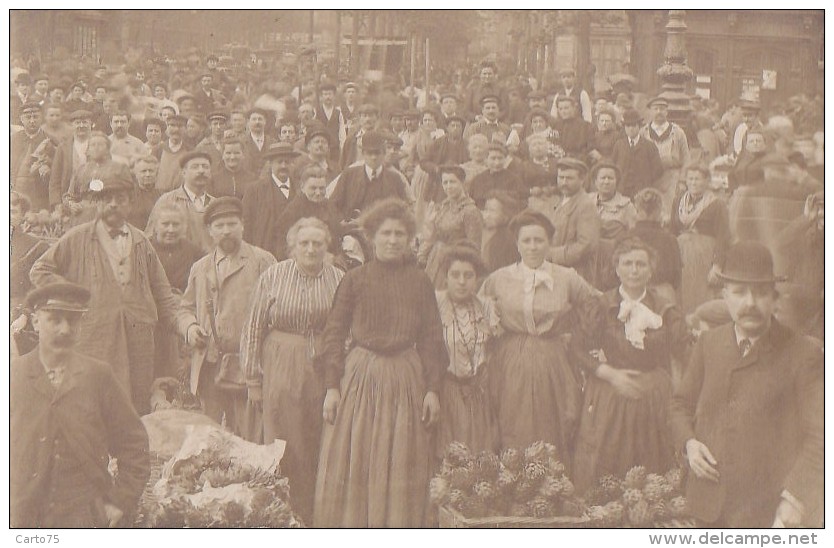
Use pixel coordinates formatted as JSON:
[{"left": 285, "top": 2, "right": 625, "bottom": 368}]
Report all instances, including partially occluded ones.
[
  {"left": 783, "top": 338, "right": 824, "bottom": 518},
  {"left": 100, "top": 366, "right": 150, "bottom": 514},
  {"left": 669, "top": 333, "right": 706, "bottom": 453},
  {"left": 146, "top": 241, "right": 180, "bottom": 331}
]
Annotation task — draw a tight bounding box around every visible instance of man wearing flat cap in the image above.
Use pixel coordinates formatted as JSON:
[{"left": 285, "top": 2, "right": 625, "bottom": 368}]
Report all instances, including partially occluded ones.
[
  {"left": 196, "top": 110, "right": 229, "bottom": 167},
  {"left": 547, "top": 156, "right": 601, "bottom": 285},
  {"left": 31, "top": 174, "right": 180, "bottom": 416},
  {"left": 156, "top": 114, "right": 193, "bottom": 192},
  {"left": 463, "top": 94, "right": 511, "bottom": 145},
  {"left": 242, "top": 142, "right": 300, "bottom": 255},
  {"left": 329, "top": 131, "right": 410, "bottom": 222},
  {"left": 147, "top": 150, "right": 216, "bottom": 253},
  {"left": 11, "top": 282, "right": 150, "bottom": 528},
  {"left": 11, "top": 102, "right": 50, "bottom": 209},
  {"left": 178, "top": 197, "right": 275, "bottom": 439},
  {"left": 49, "top": 109, "right": 93, "bottom": 209},
  {"left": 640, "top": 96, "right": 690, "bottom": 223},
  {"left": 670, "top": 241, "right": 822, "bottom": 527},
  {"left": 193, "top": 72, "right": 226, "bottom": 115},
  {"left": 339, "top": 82, "right": 360, "bottom": 127}
]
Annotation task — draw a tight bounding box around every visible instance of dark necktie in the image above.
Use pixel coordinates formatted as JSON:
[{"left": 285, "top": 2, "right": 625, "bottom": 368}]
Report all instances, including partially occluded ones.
[
  {"left": 739, "top": 338, "right": 752, "bottom": 357},
  {"left": 109, "top": 228, "right": 127, "bottom": 239}
]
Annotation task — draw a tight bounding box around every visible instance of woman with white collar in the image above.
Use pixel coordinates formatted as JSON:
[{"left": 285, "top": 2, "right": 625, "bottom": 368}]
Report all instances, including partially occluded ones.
[
  {"left": 479, "top": 209, "right": 598, "bottom": 470},
  {"left": 572, "top": 237, "right": 690, "bottom": 495}
]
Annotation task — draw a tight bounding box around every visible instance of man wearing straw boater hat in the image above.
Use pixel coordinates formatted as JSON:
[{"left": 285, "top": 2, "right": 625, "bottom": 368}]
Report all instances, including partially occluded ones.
[
  {"left": 11, "top": 282, "right": 150, "bottom": 528},
  {"left": 670, "top": 241, "right": 822, "bottom": 527}
]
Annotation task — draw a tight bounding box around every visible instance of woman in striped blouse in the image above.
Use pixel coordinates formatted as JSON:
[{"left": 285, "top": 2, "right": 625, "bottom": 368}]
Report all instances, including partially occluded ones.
[{"left": 240, "top": 217, "right": 344, "bottom": 525}]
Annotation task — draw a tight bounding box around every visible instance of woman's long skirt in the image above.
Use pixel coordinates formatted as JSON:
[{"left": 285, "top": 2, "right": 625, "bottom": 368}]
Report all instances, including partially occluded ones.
[
  {"left": 262, "top": 331, "right": 326, "bottom": 526},
  {"left": 313, "top": 346, "right": 432, "bottom": 528},
  {"left": 489, "top": 333, "right": 582, "bottom": 472},
  {"left": 436, "top": 371, "right": 497, "bottom": 459},
  {"left": 677, "top": 231, "right": 716, "bottom": 314},
  {"left": 572, "top": 367, "right": 674, "bottom": 495}
]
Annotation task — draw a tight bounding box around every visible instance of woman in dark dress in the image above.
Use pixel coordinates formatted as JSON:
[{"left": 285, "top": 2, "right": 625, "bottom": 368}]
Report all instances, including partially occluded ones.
[
  {"left": 314, "top": 199, "right": 447, "bottom": 527},
  {"left": 573, "top": 237, "right": 690, "bottom": 494}
]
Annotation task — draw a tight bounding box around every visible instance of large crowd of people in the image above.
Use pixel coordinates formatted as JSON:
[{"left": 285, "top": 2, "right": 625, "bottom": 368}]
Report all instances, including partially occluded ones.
[{"left": 9, "top": 47, "right": 824, "bottom": 529}]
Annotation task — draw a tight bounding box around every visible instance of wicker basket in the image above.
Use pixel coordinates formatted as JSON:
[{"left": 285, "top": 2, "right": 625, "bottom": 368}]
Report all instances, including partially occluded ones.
[{"left": 439, "top": 505, "right": 590, "bottom": 529}]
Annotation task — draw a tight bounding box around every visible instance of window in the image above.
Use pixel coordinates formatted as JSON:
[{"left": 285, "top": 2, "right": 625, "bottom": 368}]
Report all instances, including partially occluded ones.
[{"left": 74, "top": 23, "right": 98, "bottom": 57}]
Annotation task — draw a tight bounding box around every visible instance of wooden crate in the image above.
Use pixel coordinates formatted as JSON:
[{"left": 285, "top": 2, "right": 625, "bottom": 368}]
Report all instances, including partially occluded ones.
[{"left": 439, "top": 505, "right": 590, "bottom": 529}]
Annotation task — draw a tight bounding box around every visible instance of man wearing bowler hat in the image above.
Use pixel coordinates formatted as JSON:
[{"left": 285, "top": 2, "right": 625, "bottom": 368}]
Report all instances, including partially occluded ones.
[
  {"left": 178, "top": 197, "right": 275, "bottom": 439},
  {"left": 341, "top": 103, "right": 381, "bottom": 169},
  {"left": 329, "top": 131, "right": 410, "bottom": 222},
  {"left": 11, "top": 282, "right": 150, "bottom": 528},
  {"left": 292, "top": 125, "right": 340, "bottom": 183},
  {"left": 610, "top": 109, "right": 664, "bottom": 198},
  {"left": 49, "top": 109, "right": 93, "bottom": 209},
  {"left": 147, "top": 150, "right": 216, "bottom": 253},
  {"left": 670, "top": 241, "right": 823, "bottom": 527},
  {"left": 30, "top": 174, "right": 179, "bottom": 416},
  {"left": 241, "top": 142, "right": 300, "bottom": 255}
]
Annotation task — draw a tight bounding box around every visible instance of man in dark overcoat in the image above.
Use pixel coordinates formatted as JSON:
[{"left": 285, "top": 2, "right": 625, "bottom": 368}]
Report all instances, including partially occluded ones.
[
  {"left": 11, "top": 282, "right": 150, "bottom": 528},
  {"left": 670, "top": 241, "right": 823, "bottom": 527}
]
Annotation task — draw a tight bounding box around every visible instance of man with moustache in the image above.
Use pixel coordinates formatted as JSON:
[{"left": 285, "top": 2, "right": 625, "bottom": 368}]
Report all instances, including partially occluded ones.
[
  {"left": 242, "top": 142, "right": 300, "bottom": 256},
  {"left": 640, "top": 97, "right": 690, "bottom": 222},
  {"left": 243, "top": 108, "right": 276, "bottom": 175},
  {"left": 49, "top": 110, "right": 93, "bottom": 210},
  {"left": 670, "top": 241, "right": 823, "bottom": 527},
  {"left": 128, "top": 155, "right": 163, "bottom": 229},
  {"left": 148, "top": 151, "right": 216, "bottom": 253},
  {"left": 156, "top": 114, "right": 191, "bottom": 192},
  {"left": 109, "top": 111, "right": 146, "bottom": 166},
  {"left": 11, "top": 102, "right": 49, "bottom": 210},
  {"left": 178, "top": 197, "right": 276, "bottom": 437},
  {"left": 547, "top": 157, "right": 600, "bottom": 285},
  {"left": 30, "top": 173, "right": 179, "bottom": 416},
  {"left": 212, "top": 137, "right": 256, "bottom": 199},
  {"left": 11, "top": 282, "right": 150, "bottom": 527}
]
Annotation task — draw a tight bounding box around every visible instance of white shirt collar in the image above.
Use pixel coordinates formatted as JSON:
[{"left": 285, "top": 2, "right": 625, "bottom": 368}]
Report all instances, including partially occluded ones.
[
  {"left": 183, "top": 184, "right": 208, "bottom": 206},
  {"left": 517, "top": 261, "right": 554, "bottom": 292},
  {"left": 651, "top": 121, "right": 670, "bottom": 134},
  {"left": 364, "top": 164, "right": 382, "bottom": 180},
  {"left": 271, "top": 173, "right": 291, "bottom": 190}
]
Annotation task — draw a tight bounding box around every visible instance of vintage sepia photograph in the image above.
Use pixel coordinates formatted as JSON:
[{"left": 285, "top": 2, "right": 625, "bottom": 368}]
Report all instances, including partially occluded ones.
[{"left": 7, "top": 7, "right": 825, "bottom": 536}]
